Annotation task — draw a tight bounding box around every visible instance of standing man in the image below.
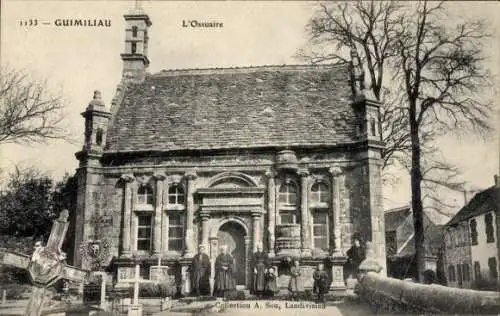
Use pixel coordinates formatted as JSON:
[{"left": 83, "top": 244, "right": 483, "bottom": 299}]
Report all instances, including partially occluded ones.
[
  {"left": 252, "top": 243, "right": 267, "bottom": 298},
  {"left": 190, "top": 244, "right": 211, "bottom": 296},
  {"left": 213, "top": 245, "right": 235, "bottom": 299}
]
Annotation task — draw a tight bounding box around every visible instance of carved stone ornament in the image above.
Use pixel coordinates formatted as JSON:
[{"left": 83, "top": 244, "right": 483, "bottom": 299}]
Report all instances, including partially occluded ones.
[
  {"left": 329, "top": 167, "right": 343, "bottom": 177},
  {"left": 169, "top": 174, "right": 183, "bottom": 184},
  {"left": 120, "top": 173, "right": 135, "bottom": 183},
  {"left": 153, "top": 172, "right": 167, "bottom": 181},
  {"left": 185, "top": 170, "right": 198, "bottom": 180},
  {"left": 79, "top": 238, "right": 111, "bottom": 271},
  {"left": 275, "top": 150, "right": 299, "bottom": 171}
]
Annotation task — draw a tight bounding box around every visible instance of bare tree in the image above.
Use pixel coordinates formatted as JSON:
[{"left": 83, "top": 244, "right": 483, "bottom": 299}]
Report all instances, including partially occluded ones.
[
  {"left": 300, "top": 1, "right": 494, "bottom": 281},
  {"left": 0, "top": 67, "right": 66, "bottom": 144},
  {"left": 394, "top": 1, "right": 493, "bottom": 281}
]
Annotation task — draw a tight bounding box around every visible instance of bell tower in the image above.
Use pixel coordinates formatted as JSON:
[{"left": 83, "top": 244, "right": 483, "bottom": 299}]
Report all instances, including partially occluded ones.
[{"left": 120, "top": 1, "right": 152, "bottom": 83}]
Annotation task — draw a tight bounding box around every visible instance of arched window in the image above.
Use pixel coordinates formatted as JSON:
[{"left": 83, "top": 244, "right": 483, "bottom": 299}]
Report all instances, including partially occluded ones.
[
  {"left": 168, "top": 184, "right": 185, "bottom": 205},
  {"left": 311, "top": 182, "right": 329, "bottom": 205},
  {"left": 278, "top": 181, "right": 298, "bottom": 224},
  {"left": 132, "top": 26, "right": 138, "bottom": 38},
  {"left": 137, "top": 185, "right": 153, "bottom": 205}
]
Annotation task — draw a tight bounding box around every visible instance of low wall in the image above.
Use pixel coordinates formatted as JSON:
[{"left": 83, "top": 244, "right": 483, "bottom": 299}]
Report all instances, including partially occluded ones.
[{"left": 358, "top": 272, "right": 500, "bottom": 314}]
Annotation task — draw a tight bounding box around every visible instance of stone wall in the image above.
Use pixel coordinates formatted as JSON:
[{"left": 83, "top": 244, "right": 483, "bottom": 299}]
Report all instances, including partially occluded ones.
[{"left": 358, "top": 271, "right": 500, "bottom": 314}]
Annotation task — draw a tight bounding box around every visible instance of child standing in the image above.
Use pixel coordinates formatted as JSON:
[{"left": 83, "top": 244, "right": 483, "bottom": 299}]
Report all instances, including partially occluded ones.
[
  {"left": 312, "top": 263, "right": 329, "bottom": 303},
  {"left": 264, "top": 267, "right": 279, "bottom": 298},
  {"left": 288, "top": 260, "right": 304, "bottom": 301}
]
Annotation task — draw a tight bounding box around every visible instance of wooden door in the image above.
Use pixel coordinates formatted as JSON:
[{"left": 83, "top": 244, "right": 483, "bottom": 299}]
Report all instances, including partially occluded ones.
[{"left": 217, "top": 221, "right": 246, "bottom": 286}]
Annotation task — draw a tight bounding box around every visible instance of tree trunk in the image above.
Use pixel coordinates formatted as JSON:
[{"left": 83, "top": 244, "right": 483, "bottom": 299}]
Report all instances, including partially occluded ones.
[{"left": 410, "top": 114, "right": 425, "bottom": 283}]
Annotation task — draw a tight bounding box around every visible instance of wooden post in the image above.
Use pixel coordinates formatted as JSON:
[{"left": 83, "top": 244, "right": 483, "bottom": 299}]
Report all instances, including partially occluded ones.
[{"left": 133, "top": 264, "right": 140, "bottom": 305}]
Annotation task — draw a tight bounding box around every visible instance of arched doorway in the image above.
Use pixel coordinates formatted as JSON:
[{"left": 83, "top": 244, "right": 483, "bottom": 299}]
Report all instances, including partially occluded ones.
[{"left": 217, "top": 221, "right": 247, "bottom": 286}]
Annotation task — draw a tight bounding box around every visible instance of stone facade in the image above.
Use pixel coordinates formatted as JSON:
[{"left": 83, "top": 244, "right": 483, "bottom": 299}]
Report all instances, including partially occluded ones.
[
  {"left": 443, "top": 222, "right": 473, "bottom": 288},
  {"left": 72, "top": 6, "right": 386, "bottom": 292}
]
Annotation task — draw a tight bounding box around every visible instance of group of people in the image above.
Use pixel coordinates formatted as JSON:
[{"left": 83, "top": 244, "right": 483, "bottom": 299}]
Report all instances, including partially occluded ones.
[
  {"left": 189, "top": 244, "right": 236, "bottom": 299},
  {"left": 189, "top": 237, "right": 366, "bottom": 303}
]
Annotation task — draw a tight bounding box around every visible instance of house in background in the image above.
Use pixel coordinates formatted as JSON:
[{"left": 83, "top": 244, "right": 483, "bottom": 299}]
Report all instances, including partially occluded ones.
[
  {"left": 384, "top": 205, "right": 446, "bottom": 280},
  {"left": 443, "top": 176, "right": 500, "bottom": 290}
]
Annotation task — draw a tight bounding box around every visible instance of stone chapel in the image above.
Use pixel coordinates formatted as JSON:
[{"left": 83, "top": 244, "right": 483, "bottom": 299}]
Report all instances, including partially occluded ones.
[{"left": 73, "top": 6, "right": 386, "bottom": 292}]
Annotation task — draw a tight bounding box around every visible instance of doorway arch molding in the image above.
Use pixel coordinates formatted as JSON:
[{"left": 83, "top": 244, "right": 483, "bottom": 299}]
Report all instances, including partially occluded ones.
[{"left": 209, "top": 216, "right": 249, "bottom": 239}]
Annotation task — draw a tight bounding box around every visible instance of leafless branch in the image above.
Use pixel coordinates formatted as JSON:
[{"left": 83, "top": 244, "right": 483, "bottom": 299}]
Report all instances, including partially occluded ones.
[{"left": 0, "top": 66, "right": 68, "bottom": 145}]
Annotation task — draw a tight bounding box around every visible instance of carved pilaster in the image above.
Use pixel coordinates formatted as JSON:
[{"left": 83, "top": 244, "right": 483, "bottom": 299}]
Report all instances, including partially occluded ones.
[
  {"left": 265, "top": 169, "right": 276, "bottom": 257},
  {"left": 153, "top": 173, "right": 166, "bottom": 255},
  {"left": 184, "top": 170, "right": 197, "bottom": 257},
  {"left": 251, "top": 211, "right": 262, "bottom": 252},
  {"left": 299, "top": 169, "right": 311, "bottom": 257},
  {"left": 200, "top": 212, "right": 210, "bottom": 247},
  {"left": 120, "top": 174, "right": 135, "bottom": 257},
  {"left": 329, "top": 167, "right": 343, "bottom": 255}
]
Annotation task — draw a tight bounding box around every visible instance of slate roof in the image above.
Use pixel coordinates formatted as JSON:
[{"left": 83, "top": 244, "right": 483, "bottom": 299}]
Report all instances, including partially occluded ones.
[
  {"left": 446, "top": 185, "right": 500, "bottom": 226},
  {"left": 385, "top": 205, "right": 412, "bottom": 232},
  {"left": 105, "top": 64, "right": 357, "bottom": 153}
]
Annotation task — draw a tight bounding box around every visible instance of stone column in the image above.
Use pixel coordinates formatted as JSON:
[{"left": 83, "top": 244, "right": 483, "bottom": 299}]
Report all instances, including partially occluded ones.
[
  {"left": 252, "top": 211, "right": 262, "bottom": 252},
  {"left": 200, "top": 212, "right": 210, "bottom": 246},
  {"left": 153, "top": 173, "right": 166, "bottom": 256},
  {"left": 120, "top": 174, "right": 135, "bottom": 257},
  {"left": 329, "top": 167, "right": 343, "bottom": 255},
  {"left": 265, "top": 170, "right": 276, "bottom": 257},
  {"left": 299, "top": 169, "right": 312, "bottom": 257},
  {"left": 244, "top": 236, "right": 250, "bottom": 287},
  {"left": 184, "top": 170, "right": 197, "bottom": 258}
]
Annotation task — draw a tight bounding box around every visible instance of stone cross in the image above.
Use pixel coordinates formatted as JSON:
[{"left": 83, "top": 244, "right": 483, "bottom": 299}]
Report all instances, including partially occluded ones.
[{"left": 0, "top": 210, "right": 90, "bottom": 316}]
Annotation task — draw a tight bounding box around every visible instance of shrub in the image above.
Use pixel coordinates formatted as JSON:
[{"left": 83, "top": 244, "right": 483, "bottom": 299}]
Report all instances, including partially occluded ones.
[
  {"left": 226, "top": 290, "right": 245, "bottom": 300},
  {"left": 1, "top": 284, "right": 30, "bottom": 300},
  {"left": 126, "top": 282, "right": 176, "bottom": 298},
  {"left": 472, "top": 279, "right": 500, "bottom": 291}
]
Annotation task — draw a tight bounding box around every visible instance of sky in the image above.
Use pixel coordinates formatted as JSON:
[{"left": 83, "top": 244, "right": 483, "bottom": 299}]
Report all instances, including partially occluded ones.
[{"left": 1, "top": 1, "right": 499, "bottom": 217}]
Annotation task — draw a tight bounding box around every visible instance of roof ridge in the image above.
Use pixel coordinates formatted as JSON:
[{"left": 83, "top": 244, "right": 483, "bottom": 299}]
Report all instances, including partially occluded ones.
[{"left": 148, "top": 63, "right": 349, "bottom": 77}]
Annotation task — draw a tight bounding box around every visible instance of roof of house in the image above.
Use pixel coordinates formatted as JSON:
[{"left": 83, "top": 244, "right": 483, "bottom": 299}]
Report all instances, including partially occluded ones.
[
  {"left": 105, "top": 63, "right": 359, "bottom": 153},
  {"left": 385, "top": 205, "right": 412, "bottom": 232},
  {"left": 446, "top": 185, "right": 500, "bottom": 226},
  {"left": 385, "top": 205, "right": 445, "bottom": 258}
]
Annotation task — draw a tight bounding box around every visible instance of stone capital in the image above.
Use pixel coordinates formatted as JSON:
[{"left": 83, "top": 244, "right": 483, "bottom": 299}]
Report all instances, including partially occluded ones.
[
  {"left": 297, "top": 169, "right": 310, "bottom": 177},
  {"left": 251, "top": 210, "right": 263, "bottom": 218},
  {"left": 265, "top": 169, "right": 276, "bottom": 178},
  {"left": 328, "top": 167, "right": 343, "bottom": 177},
  {"left": 152, "top": 172, "right": 166, "bottom": 181},
  {"left": 169, "top": 174, "right": 183, "bottom": 185},
  {"left": 199, "top": 211, "right": 210, "bottom": 220},
  {"left": 121, "top": 173, "right": 135, "bottom": 183},
  {"left": 185, "top": 170, "right": 198, "bottom": 181}
]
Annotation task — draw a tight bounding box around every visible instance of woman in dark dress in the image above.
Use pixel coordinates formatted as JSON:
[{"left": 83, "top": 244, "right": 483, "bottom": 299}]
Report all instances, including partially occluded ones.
[
  {"left": 345, "top": 237, "right": 366, "bottom": 279},
  {"left": 213, "top": 245, "right": 236, "bottom": 299},
  {"left": 252, "top": 243, "right": 267, "bottom": 298},
  {"left": 312, "top": 263, "right": 329, "bottom": 303},
  {"left": 190, "top": 244, "right": 211, "bottom": 296}
]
